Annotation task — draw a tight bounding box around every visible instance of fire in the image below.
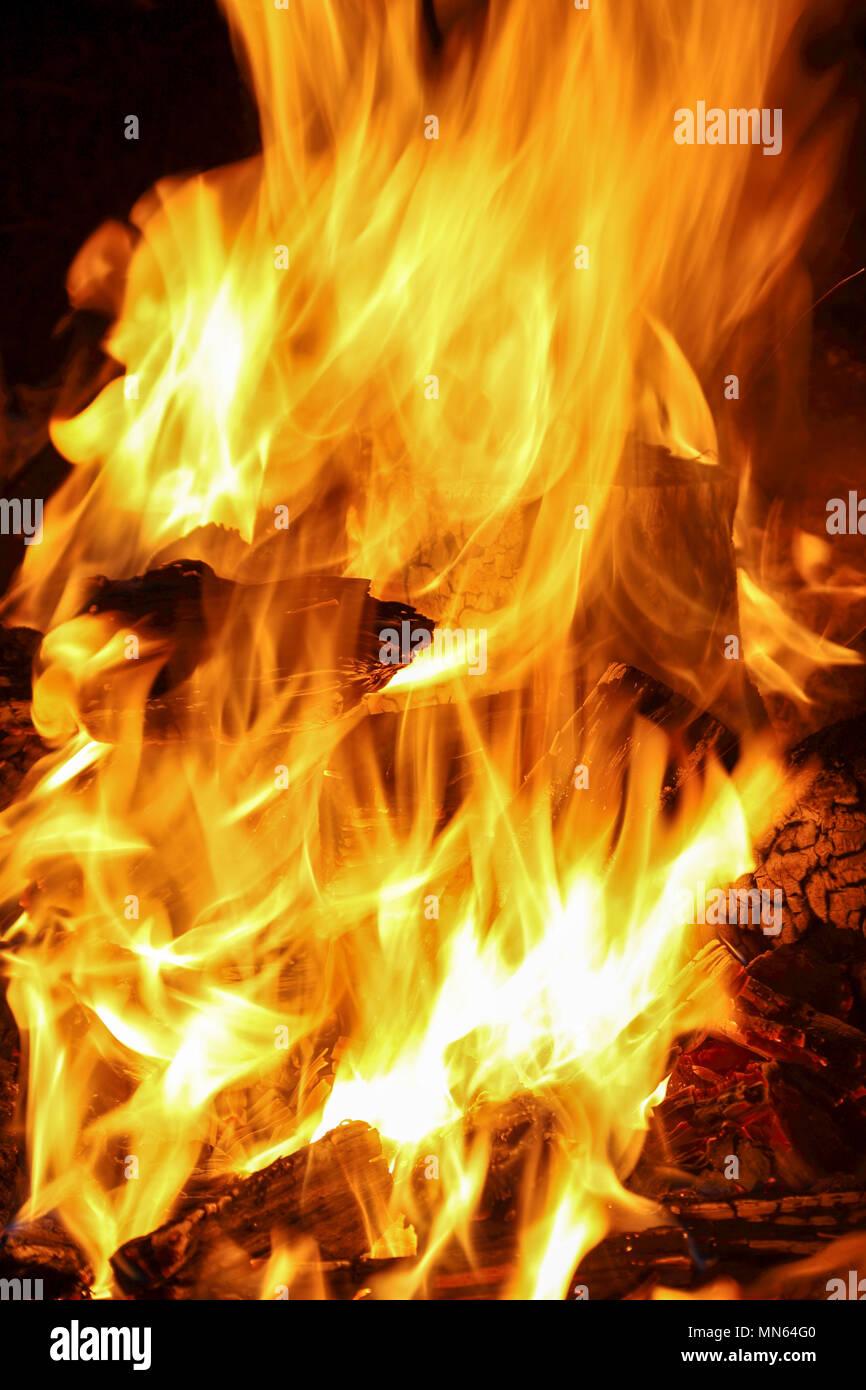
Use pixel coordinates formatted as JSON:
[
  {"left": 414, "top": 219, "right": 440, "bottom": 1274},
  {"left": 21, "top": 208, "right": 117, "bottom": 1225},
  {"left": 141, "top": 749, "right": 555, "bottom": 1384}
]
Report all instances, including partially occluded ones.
[{"left": 0, "top": 0, "right": 849, "bottom": 1298}]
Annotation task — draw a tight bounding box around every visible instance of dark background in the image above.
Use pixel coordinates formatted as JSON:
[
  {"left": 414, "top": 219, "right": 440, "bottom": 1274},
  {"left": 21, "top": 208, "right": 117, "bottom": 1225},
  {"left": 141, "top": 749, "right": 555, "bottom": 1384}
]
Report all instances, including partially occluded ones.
[{"left": 0, "top": 0, "right": 258, "bottom": 387}]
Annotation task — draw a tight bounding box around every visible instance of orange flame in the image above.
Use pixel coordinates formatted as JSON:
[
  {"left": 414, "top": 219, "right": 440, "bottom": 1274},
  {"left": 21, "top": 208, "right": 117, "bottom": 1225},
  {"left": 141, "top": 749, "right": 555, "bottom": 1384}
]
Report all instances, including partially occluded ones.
[{"left": 0, "top": 0, "right": 849, "bottom": 1297}]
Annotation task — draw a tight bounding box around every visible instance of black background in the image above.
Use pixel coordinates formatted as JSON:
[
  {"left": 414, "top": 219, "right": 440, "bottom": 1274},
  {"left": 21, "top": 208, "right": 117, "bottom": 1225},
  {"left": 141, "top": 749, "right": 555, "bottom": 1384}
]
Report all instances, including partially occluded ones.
[{"left": 1, "top": 0, "right": 257, "bottom": 387}]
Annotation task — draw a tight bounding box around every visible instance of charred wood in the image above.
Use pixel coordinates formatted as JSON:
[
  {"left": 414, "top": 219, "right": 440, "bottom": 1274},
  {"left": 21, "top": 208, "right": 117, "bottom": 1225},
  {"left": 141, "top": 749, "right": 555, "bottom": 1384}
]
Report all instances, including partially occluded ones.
[
  {"left": 111, "top": 1121, "right": 393, "bottom": 1298},
  {"left": 734, "top": 712, "right": 866, "bottom": 944},
  {"left": 262, "top": 1189, "right": 866, "bottom": 1300},
  {"left": 39, "top": 561, "right": 434, "bottom": 740},
  {"left": 0, "top": 1054, "right": 20, "bottom": 1229},
  {"left": 0, "top": 1215, "right": 93, "bottom": 1299}
]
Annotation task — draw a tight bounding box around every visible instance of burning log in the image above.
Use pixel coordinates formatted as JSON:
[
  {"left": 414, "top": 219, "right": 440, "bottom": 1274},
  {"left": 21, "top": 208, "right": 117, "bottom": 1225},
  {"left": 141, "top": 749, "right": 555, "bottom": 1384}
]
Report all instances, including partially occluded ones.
[
  {"left": 406, "top": 1091, "right": 560, "bottom": 1240},
  {"left": 0, "top": 1216, "right": 93, "bottom": 1299},
  {"left": 733, "top": 713, "right": 866, "bottom": 945},
  {"left": 691, "top": 940, "right": 866, "bottom": 1087},
  {"left": 324, "top": 659, "right": 745, "bottom": 875},
  {"left": 0, "top": 627, "right": 46, "bottom": 803},
  {"left": 267, "top": 1188, "right": 866, "bottom": 1301},
  {"left": 0, "top": 1056, "right": 19, "bottom": 1230},
  {"left": 110, "top": 1098, "right": 561, "bottom": 1300},
  {"left": 0, "top": 670, "right": 38, "bottom": 1231},
  {"left": 561, "top": 660, "right": 742, "bottom": 808},
  {"left": 736, "top": 930, "right": 866, "bottom": 1014},
  {"left": 573, "top": 1189, "right": 866, "bottom": 1300},
  {"left": 0, "top": 626, "right": 40, "bottom": 702},
  {"left": 470, "top": 1093, "right": 559, "bottom": 1216},
  {"left": 581, "top": 444, "right": 764, "bottom": 735},
  {"left": 110, "top": 1121, "right": 393, "bottom": 1298},
  {"left": 637, "top": 1058, "right": 857, "bottom": 1195},
  {"left": 123, "top": 1184, "right": 866, "bottom": 1300},
  {"left": 630, "top": 941, "right": 866, "bottom": 1196},
  {"left": 37, "top": 561, "right": 435, "bottom": 740},
  {"left": 4, "top": 647, "right": 866, "bottom": 1298}
]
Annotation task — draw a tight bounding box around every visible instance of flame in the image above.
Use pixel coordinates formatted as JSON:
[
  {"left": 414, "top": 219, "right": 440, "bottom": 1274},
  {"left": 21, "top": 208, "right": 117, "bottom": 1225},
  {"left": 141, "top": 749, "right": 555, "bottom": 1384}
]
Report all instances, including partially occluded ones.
[
  {"left": 735, "top": 470, "right": 864, "bottom": 712},
  {"left": 738, "top": 567, "right": 861, "bottom": 704},
  {"left": 0, "top": 0, "right": 849, "bottom": 1297}
]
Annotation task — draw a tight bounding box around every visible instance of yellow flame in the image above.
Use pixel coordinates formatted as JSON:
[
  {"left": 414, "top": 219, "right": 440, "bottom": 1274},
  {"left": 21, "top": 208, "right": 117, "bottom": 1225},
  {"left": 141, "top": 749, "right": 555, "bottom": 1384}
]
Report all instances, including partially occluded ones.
[{"left": 0, "top": 0, "right": 845, "bottom": 1296}]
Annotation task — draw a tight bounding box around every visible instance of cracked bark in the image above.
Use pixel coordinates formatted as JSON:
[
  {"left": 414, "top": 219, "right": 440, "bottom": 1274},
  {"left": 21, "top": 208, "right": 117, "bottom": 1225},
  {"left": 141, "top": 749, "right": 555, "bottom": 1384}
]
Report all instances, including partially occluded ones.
[{"left": 734, "top": 714, "right": 866, "bottom": 944}]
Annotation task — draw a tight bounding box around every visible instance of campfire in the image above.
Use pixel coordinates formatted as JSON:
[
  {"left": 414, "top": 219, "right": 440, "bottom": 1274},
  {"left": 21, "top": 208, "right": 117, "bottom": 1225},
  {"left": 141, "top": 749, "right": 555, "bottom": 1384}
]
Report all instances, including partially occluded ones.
[{"left": 1, "top": 0, "right": 865, "bottom": 1305}]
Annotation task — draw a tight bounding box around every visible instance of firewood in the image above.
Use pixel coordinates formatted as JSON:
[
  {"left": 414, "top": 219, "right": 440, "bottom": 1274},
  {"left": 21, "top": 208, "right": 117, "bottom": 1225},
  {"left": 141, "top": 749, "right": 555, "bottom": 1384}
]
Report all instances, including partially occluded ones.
[
  {"left": 111, "top": 1099, "right": 558, "bottom": 1300},
  {"left": 0, "top": 1215, "right": 93, "bottom": 1298},
  {"left": 734, "top": 712, "right": 866, "bottom": 944},
  {"left": 561, "top": 660, "right": 741, "bottom": 811},
  {"left": 0, "top": 627, "right": 46, "bottom": 805},
  {"left": 637, "top": 1058, "right": 856, "bottom": 1195},
  {"left": 0, "top": 1055, "right": 20, "bottom": 1229},
  {"left": 627, "top": 942, "right": 866, "bottom": 1197},
  {"left": 320, "top": 688, "right": 550, "bottom": 877},
  {"left": 407, "top": 1092, "right": 559, "bottom": 1240},
  {"left": 288, "top": 1188, "right": 866, "bottom": 1300},
  {"left": 572, "top": 1190, "right": 866, "bottom": 1300},
  {"left": 458, "top": 1189, "right": 866, "bottom": 1299},
  {"left": 690, "top": 941, "right": 866, "bottom": 1088},
  {"left": 324, "top": 661, "right": 744, "bottom": 882},
  {"left": 0, "top": 692, "right": 46, "bottom": 1231},
  {"left": 744, "top": 931, "right": 866, "bottom": 1019},
  {"left": 110, "top": 1121, "right": 393, "bottom": 1298},
  {"left": 578, "top": 443, "right": 765, "bottom": 735},
  {"left": 0, "top": 626, "right": 40, "bottom": 701},
  {"left": 42, "top": 561, "right": 434, "bottom": 740}
]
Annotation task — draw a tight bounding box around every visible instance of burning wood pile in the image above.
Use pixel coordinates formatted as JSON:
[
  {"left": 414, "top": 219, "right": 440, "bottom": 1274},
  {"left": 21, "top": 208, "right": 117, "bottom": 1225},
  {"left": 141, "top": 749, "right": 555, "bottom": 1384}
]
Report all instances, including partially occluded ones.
[{"left": 1, "top": 0, "right": 865, "bottom": 1303}]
